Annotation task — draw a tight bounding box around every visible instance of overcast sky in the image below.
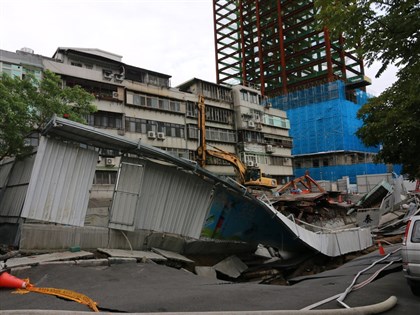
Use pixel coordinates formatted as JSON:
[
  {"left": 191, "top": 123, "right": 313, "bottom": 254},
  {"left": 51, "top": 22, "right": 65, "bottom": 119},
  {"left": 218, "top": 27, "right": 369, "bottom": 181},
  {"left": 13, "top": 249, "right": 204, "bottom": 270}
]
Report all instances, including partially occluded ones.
[{"left": 0, "top": 0, "right": 397, "bottom": 95}]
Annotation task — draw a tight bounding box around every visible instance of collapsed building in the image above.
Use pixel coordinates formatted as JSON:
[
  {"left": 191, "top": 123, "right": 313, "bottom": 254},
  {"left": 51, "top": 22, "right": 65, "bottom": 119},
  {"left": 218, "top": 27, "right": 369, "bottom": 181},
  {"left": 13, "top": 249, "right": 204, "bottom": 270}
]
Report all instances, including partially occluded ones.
[{"left": 0, "top": 116, "right": 373, "bottom": 260}]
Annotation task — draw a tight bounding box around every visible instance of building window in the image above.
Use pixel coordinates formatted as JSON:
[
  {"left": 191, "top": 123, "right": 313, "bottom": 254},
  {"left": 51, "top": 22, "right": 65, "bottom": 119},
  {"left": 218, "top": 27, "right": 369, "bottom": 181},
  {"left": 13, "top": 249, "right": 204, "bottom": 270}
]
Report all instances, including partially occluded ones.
[
  {"left": 241, "top": 90, "right": 249, "bottom": 101},
  {"left": 187, "top": 125, "right": 236, "bottom": 143},
  {"left": 86, "top": 111, "right": 123, "bottom": 129},
  {"left": 263, "top": 114, "right": 290, "bottom": 129},
  {"left": 127, "top": 91, "right": 182, "bottom": 113},
  {"left": 161, "top": 148, "right": 189, "bottom": 159},
  {"left": 239, "top": 130, "right": 264, "bottom": 143},
  {"left": 71, "top": 62, "right": 83, "bottom": 67},
  {"left": 270, "top": 156, "right": 286, "bottom": 166},
  {"left": 206, "top": 106, "right": 233, "bottom": 124},
  {"left": 249, "top": 92, "right": 260, "bottom": 104},
  {"left": 313, "top": 159, "right": 319, "bottom": 167},
  {"left": 93, "top": 170, "right": 117, "bottom": 185},
  {"left": 186, "top": 101, "right": 197, "bottom": 117},
  {"left": 0, "top": 62, "right": 12, "bottom": 76},
  {"left": 125, "top": 117, "right": 185, "bottom": 138}
]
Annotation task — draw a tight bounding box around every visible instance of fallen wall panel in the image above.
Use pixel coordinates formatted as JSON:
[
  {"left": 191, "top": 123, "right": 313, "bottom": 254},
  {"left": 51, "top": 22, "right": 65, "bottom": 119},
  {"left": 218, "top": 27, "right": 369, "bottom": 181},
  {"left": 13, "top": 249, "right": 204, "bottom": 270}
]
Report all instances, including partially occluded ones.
[
  {"left": 21, "top": 137, "right": 98, "bottom": 226},
  {"left": 109, "top": 158, "right": 213, "bottom": 239},
  {"left": 0, "top": 155, "right": 35, "bottom": 220}
]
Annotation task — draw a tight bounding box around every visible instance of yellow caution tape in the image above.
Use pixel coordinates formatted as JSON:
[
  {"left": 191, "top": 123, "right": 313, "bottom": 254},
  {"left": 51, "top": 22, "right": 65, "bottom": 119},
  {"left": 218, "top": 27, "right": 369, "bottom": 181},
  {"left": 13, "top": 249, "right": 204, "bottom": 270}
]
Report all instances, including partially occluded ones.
[{"left": 12, "top": 279, "right": 99, "bottom": 312}]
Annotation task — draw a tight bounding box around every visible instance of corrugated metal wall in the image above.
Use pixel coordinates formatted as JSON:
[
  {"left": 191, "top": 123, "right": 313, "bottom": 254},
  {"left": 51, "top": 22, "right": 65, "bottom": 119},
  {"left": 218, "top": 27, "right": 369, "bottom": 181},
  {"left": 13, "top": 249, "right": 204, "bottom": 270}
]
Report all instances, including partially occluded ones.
[
  {"left": 109, "top": 157, "right": 213, "bottom": 238},
  {"left": 0, "top": 159, "right": 15, "bottom": 188},
  {"left": 109, "top": 161, "right": 145, "bottom": 231},
  {"left": 21, "top": 137, "right": 98, "bottom": 226},
  {"left": 0, "top": 155, "right": 35, "bottom": 221}
]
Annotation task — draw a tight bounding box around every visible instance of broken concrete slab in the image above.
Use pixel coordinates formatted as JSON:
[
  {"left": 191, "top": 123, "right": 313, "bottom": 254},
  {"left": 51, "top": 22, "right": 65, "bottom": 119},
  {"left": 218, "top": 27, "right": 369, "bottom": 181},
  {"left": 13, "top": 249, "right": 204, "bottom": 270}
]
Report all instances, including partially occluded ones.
[
  {"left": 108, "top": 257, "right": 137, "bottom": 265},
  {"left": 254, "top": 244, "right": 272, "bottom": 259},
  {"left": 151, "top": 248, "right": 194, "bottom": 264},
  {"left": 5, "top": 251, "right": 94, "bottom": 268},
  {"left": 146, "top": 233, "right": 186, "bottom": 253},
  {"left": 357, "top": 208, "right": 381, "bottom": 228},
  {"left": 195, "top": 266, "right": 217, "bottom": 279},
  {"left": 213, "top": 255, "right": 248, "bottom": 278},
  {"left": 97, "top": 248, "right": 167, "bottom": 262}
]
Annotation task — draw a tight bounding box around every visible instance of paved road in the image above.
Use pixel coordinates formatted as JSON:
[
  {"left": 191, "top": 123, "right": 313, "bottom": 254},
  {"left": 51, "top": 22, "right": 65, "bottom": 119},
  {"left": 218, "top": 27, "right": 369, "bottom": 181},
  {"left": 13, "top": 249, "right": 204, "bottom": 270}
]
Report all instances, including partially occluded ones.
[{"left": 0, "top": 244, "right": 418, "bottom": 314}]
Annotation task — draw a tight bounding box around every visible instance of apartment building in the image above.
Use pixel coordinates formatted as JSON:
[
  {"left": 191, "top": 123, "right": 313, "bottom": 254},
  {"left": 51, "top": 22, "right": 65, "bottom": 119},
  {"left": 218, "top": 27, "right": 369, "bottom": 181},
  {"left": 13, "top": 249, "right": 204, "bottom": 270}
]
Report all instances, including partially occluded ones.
[{"left": 1, "top": 47, "right": 293, "bottom": 191}]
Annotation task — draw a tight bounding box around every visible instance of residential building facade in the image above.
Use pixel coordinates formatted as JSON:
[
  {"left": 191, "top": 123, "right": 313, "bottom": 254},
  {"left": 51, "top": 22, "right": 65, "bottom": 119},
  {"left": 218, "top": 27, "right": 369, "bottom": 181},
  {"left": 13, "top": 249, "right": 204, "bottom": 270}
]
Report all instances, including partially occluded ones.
[{"left": 0, "top": 47, "right": 293, "bottom": 194}]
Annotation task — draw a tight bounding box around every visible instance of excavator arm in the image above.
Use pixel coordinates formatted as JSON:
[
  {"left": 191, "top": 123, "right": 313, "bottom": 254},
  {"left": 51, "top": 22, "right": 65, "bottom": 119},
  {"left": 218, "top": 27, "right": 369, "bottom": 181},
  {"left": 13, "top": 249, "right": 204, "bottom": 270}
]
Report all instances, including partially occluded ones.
[
  {"left": 196, "top": 95, "right": 277, "bottom": 189},
  {"left": 205, "top": 147, "right": 247, "bottom": 184}
]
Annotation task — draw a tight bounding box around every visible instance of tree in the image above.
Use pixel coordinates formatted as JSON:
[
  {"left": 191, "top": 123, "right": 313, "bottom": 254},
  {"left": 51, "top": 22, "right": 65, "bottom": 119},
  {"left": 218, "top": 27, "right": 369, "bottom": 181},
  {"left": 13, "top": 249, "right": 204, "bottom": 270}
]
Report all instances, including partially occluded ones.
[
  {"left": 0, "top": 70, "right": 96, "bottom": 161},
  {"left": 314, "top": 0, "right": 420, "bottom": 179}
]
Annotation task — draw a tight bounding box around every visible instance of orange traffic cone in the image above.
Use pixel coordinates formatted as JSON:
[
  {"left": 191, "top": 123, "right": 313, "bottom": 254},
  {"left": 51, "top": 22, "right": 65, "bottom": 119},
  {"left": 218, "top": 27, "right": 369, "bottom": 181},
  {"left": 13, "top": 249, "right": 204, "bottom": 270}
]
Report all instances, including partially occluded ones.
[
  {"left": 378, "top": 241, "right": 385, "bottom": 255},
  {"left": 0, "top": 272, "right": 26, "bottom": 289}
]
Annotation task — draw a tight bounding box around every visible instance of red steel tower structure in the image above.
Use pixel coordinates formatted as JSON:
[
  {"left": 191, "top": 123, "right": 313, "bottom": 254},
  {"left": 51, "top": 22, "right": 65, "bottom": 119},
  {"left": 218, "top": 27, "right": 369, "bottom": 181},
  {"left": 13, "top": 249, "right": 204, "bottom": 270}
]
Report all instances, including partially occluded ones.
[{"left": 212, "top": 0, "right": 371, "bottom": 97}]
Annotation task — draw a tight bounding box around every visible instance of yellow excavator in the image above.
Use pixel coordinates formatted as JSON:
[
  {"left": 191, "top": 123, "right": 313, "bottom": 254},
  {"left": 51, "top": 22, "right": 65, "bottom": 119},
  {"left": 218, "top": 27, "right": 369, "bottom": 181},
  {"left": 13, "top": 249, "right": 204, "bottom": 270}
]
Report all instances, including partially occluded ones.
[{"left": 196, "top": 95, "right": 277, "bottom": 189}]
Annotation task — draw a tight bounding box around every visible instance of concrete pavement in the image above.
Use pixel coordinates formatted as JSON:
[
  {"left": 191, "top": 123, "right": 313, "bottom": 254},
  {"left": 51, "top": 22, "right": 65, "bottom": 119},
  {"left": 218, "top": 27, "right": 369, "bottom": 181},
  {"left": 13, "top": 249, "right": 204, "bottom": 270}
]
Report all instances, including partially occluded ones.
[{"left": 0, "top": 244, "right": 416, "bottom": 314}]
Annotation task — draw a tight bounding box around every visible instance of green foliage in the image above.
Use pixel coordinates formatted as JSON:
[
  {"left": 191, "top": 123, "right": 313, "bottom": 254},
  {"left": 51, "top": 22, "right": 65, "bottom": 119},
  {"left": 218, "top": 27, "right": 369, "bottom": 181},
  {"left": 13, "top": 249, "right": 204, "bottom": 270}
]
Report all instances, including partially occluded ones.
[
  {"left": 356, "top": 64, "right": 420, "bottom": 179},
  {"left": 0, "top": 74, "right": 34, "bottom": 160},
  {"left": 0, "top": 70, "right": 96, "bottom": 161},
  {"left": 314, "top": 0, "right": 419, "bottom": 75},
  {"left": 315, "top": 0, "right": 420, "bottom": 179}
]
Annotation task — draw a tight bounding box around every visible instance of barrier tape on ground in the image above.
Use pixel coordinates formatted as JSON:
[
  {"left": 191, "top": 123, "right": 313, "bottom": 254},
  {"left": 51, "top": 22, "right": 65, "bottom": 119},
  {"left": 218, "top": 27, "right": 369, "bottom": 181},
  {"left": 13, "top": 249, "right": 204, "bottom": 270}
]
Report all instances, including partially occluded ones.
[{"left": 12, "top": 279, "right": 99, "bottom": 312}]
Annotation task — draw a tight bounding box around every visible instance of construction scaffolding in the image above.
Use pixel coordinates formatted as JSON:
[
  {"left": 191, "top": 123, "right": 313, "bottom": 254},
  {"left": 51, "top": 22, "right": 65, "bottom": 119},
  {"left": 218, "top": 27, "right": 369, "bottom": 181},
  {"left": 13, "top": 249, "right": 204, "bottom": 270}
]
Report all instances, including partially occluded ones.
[
  {"left": 268, "top": 81, "right": 401, "bottom": 183},
  {"left": 270, "top": 81, "right": 372, "bottom": 154},
  {"left": 212, "top": 0, "right": 370, "bottom": 97}
]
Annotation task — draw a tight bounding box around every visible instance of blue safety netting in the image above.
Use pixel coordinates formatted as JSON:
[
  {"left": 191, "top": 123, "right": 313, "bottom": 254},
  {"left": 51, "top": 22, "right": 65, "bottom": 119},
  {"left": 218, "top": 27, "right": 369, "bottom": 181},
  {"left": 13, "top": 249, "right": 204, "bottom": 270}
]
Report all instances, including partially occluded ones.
[
  {"left": 294, "top": 164, "right": 402, "bottom": 184},
  {"left": 268, "top": 81, "right": 401, "bottom": 182},
  {"left": 270, "top": 81, "right": 376, "bottom": 155}
]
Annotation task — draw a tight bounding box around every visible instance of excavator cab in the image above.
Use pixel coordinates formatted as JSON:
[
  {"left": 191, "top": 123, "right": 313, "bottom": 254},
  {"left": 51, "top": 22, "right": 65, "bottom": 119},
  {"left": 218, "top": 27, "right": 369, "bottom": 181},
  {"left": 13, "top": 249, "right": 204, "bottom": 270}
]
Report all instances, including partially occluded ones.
[
  {"left": 244, "top": 168, "right": 277, "bottom": 188},
  {"left": 245, "top": 167, "right": 262, "bottom": 182}
]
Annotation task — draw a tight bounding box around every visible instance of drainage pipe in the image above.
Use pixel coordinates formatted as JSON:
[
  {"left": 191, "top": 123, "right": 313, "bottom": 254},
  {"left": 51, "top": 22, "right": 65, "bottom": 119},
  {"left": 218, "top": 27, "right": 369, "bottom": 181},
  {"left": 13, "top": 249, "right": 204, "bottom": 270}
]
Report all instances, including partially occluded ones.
[
  {"left": 0, "top": 295, "right": 398, "bottom": 315},
  {"left": 302, "top": 246, "right": 401, "bottom": 311}
]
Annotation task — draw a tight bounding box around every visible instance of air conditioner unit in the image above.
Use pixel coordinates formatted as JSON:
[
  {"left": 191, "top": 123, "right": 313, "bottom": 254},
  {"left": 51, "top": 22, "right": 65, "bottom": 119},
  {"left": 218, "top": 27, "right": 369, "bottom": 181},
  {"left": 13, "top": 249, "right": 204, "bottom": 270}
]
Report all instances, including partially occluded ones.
[
  {"left": 247, "top": 161, "right": 254, "bottom": 167},
  {"left": 265, "top": 102, "right": 272, "bottom": 108},
  {"left": 157, "top": 132, "right": 166, "bottom": 140},
  {"left": 256, "top": 123, "right": 262, "bottom": 130},
  {"left": 112, "top": 91, "right": 119, "bottom": 99},
  {"left": 147, "top": 131, "right": 156, "bottom": 139},
  {"left": 105, "top": 158, "right": 115, "bottom": 166},
  {"left": 266, "top": 144, "right": 274, "bottom": 153},
  {"left": 248, "top": 120, "right": 255, "bottom": 128}
]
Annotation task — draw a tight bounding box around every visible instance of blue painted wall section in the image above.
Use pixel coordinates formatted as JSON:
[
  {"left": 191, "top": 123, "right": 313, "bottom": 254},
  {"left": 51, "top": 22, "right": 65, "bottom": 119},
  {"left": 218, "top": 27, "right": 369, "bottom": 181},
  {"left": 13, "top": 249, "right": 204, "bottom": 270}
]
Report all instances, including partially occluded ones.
[{"left": 201, "top": 186, "right": 309, "bottom": 253}]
